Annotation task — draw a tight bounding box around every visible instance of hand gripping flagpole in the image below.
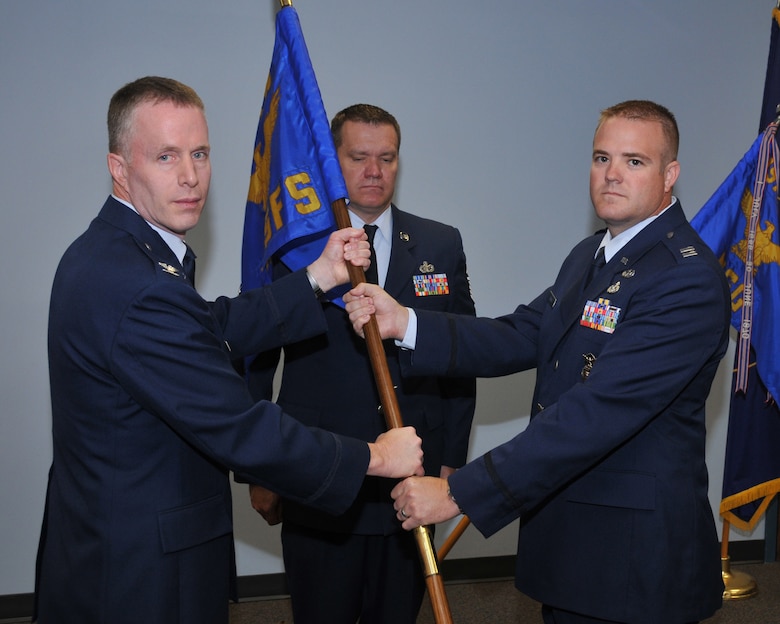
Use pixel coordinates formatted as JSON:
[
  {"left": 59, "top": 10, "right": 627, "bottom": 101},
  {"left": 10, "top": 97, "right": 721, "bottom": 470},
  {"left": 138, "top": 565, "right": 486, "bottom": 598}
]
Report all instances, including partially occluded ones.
[{"left": 330, "top": 197, "right": 454, "bottom": 624}]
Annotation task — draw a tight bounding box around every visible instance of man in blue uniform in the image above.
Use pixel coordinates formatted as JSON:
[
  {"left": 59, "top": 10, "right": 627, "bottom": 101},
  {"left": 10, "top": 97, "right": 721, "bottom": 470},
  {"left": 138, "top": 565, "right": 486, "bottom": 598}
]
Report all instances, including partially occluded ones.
[
  {"left": 247, "top": 104, "right": 476, "bottom": 623},
  {"left": 345, "top": 100, "right": 728, "bottom": 624},
  {"left": 34, "top": 77, "right": 423, "bottom": 624}
]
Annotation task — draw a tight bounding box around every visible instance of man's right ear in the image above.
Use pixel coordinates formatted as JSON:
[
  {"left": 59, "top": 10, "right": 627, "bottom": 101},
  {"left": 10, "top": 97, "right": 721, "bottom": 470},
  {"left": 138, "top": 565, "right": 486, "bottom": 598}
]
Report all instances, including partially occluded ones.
[{"left": 107, "top": 152, "right": 127, "bottom": 188}]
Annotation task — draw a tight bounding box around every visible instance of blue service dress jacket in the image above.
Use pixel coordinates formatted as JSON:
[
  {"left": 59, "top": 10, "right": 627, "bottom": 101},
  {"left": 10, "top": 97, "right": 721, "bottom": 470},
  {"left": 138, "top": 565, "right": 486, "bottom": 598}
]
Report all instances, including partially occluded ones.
[
  {"left": 251, "top": 204, "right": 476, "bottom": 535},
  {"left": 35, "top": 197, "right": 371, "bottom": 624},
  {"left": 402, "top": 201, "right": 729, "bottom": 623}
]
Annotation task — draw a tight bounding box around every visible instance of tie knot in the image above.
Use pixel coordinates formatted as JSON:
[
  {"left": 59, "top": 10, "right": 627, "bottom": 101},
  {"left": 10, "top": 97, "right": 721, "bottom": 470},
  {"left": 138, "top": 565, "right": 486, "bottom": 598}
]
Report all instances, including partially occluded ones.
[
  {"left": 364, "top": 224, "right": 378, "bottom": 243},
  {"left": 363, "top": 224, "right": 379, "bottom": 284},
  {"left": 583, "top": 246, "right": 606, "bottom": 289},
  {"left": 593, "top": 246, "right": 606, "bottom": 269},
  {"left": 183, "top": 244, "right": 197, "bottom": 286}
]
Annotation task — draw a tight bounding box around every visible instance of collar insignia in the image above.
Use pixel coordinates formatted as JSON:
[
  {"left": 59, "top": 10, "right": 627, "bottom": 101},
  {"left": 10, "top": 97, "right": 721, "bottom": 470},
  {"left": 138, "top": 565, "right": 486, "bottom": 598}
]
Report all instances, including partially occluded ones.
[{"left": 158, "top": 262, "right": 181, "bottom": 277}]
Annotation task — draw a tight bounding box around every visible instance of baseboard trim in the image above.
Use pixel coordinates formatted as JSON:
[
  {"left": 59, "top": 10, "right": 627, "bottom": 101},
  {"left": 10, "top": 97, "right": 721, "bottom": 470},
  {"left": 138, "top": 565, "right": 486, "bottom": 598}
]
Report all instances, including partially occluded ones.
[
  {"left": 728, "top": 538, "right": 767, "bottom": 563},
  {"left": 1, "top": 541, "right": 769, "bottom": 619},
  {"left": 0, "top": 592, "right": 33, "bottom": 622},
  {"left": 235, "top": 554, "right": 518, "bottom": 600}
]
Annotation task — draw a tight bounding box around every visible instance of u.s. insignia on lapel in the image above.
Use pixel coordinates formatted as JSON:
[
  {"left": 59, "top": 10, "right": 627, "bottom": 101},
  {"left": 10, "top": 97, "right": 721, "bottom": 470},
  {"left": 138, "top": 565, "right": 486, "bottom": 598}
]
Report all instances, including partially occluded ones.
[
  {"left": 159, "top": 262, "right": 182, "bottom": 277},
  {"left": 413, "top": 273, "right": 449, "bottom": 296}
]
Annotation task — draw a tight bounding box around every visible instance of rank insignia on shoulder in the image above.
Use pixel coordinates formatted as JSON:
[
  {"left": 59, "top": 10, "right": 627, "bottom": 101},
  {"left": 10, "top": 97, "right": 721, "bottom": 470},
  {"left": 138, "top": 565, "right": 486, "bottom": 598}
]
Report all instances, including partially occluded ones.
[
  {"left": 580, "top": 298, "right": 621, "bottom": 334},
  {"left": 413, "top": 273, "right": 449, "bottom": 296},
  {"left": 159, "top": 262, "right": 182, "bottom": 277},
  {"left": 679, "top": 246, "right": 698, "bottom": 258}
]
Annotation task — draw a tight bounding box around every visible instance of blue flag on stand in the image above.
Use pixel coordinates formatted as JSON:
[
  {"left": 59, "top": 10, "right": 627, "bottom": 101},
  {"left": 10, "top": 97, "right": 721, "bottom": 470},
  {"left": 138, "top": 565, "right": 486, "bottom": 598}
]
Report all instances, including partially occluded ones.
[
  {"left": 690, "top": 7, "right": 780, "bottom": 528},
  {"left": 241, "top": 5, "right": 347, "bottom": 294},
  {"left": 759, "top": 8, "right": 780, "bottom": 132},
  {"left": 719, "top": 349, "right": 780, "bottom": 530}
]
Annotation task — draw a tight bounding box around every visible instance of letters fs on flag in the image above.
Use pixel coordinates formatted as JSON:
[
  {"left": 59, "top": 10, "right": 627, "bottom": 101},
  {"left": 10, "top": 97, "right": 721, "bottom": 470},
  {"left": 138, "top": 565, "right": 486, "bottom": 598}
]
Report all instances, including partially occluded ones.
[
  {"left": 241, "top": 5, "right": 347, "bottom": 294},
  {"left": 690, "top": 122, "right": 780, "bottom": 531}
]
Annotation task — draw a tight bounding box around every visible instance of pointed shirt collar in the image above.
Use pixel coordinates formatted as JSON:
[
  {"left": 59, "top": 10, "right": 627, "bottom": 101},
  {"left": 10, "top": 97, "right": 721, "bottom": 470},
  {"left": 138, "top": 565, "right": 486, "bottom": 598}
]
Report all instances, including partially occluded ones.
[{"left": 597, "top": 196, "right": 676, "bottom": 262}]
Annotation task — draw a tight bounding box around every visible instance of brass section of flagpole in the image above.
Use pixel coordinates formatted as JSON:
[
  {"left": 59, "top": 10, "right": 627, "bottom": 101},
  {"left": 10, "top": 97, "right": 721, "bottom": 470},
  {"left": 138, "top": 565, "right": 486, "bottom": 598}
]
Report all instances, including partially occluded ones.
[
  {"left": 720, "top": 519, "right": 758, "bottom": 600},
  {"left": 279, "top": 0, "right": 292, "bottom": 7},
  {"left": 332, "top": 198, "right": 454, "bottom": 623}
]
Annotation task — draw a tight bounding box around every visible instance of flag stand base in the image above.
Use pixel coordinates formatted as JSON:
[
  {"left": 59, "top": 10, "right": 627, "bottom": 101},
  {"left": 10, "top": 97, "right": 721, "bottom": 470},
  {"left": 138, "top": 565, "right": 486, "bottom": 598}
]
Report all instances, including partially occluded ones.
[{"left": 721, "top": 556, "right": 758, "bottom": 600}]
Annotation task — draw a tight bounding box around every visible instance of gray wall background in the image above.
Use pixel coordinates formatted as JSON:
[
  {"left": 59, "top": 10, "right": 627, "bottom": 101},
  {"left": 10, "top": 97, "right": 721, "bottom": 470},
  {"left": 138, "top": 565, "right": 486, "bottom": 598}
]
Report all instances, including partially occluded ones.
[{"left": 0, "top": 0, "right": 774, "bottom": 596}]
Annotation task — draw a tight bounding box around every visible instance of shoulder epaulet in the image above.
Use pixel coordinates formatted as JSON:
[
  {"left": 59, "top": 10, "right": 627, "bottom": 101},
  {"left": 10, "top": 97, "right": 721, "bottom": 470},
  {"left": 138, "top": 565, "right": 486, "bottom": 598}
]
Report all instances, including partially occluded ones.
[
  {"left": 678, "top": 245, "right": 699, "bottom": 259},
  {"left": 661, "top": 229, "right": 702, "bottom": 261}
]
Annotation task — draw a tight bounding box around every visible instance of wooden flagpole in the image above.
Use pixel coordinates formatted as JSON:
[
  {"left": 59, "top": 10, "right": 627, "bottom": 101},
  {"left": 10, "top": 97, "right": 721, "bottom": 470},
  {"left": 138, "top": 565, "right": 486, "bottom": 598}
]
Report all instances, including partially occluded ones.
[
  {"left": 331, "top": 197, "right": 454, "bottom": 623},
  {"left": 437, "top": 516, "right": 471, "bottom": 561},
  {"left": 273, "top": 4, "right": 453, "bottom": 616}
]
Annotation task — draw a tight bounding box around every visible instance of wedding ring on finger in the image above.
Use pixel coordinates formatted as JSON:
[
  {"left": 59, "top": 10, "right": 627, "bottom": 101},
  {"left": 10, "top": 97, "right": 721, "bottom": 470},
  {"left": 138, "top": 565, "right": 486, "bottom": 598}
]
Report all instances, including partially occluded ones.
[{"left": 400, "top": 508, "right": 409, "bottom": 519}]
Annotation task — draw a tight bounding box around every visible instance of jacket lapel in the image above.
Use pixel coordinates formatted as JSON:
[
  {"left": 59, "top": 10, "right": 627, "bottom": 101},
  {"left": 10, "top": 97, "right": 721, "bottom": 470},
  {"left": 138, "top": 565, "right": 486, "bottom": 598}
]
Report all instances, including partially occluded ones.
[
  {"left": 383, "top": 206, "right": 419, "bottom": 298},
  {"left": 548, "top": 201, "right": 687, "bottom": 347},
  {"left": 554, "top": 241, "right": 604, "bottom": 336},
  {"left": 99, "top": 196, "right": 180, "bottom": 269}
]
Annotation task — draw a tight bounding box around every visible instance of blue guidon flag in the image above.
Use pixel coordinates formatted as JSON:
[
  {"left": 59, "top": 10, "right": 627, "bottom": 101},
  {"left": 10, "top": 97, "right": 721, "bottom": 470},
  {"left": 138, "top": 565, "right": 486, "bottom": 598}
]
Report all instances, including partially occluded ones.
[
  {"left": 690, "top": 7, "right": 780, "bottom": 530},
  {"left": 241, "top": 4, "right": 347, "bottom": 294}
]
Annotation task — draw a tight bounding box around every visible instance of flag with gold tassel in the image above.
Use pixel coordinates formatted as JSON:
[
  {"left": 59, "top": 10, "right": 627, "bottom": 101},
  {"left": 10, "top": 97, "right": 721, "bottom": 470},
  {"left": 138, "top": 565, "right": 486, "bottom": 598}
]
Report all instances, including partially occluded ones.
[{"left": 690, "top": 5, "right": 780, "bottom": 532}]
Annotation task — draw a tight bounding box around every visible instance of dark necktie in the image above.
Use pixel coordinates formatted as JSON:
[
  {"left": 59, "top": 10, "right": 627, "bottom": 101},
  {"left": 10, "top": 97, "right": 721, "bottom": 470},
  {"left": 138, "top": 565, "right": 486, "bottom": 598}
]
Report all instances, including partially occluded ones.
[
  {"left": 364, "top": 224, "right": 379, "bottom": 284},
  {"left": 183, "top": 244, "right": 197, "bottom": 287},
  {"left": 584, "top": 246, "right": 606, "bottom": 288}
]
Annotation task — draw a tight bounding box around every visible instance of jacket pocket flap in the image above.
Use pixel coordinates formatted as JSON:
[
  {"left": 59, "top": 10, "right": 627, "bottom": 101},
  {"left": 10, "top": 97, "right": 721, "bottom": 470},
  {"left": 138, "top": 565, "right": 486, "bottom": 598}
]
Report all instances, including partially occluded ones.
[
  {"left": 158, "top": 494, "right": 232, "bottom": 553},
  {"left": 566, "top": 469, "right": 655, "bottom": 510}
]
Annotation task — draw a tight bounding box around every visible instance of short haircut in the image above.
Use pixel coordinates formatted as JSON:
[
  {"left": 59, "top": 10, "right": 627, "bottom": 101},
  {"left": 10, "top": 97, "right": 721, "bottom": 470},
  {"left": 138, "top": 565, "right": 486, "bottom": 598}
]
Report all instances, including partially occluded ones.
[
  {"left": 108, "top": 76, "right": 204, "bottom": 155},
  {"left": 331, "top": 104, "right": 401, "bottom": 151},
  {"left": 597, "top": 100, "right": 679, "bottom": 164}
]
